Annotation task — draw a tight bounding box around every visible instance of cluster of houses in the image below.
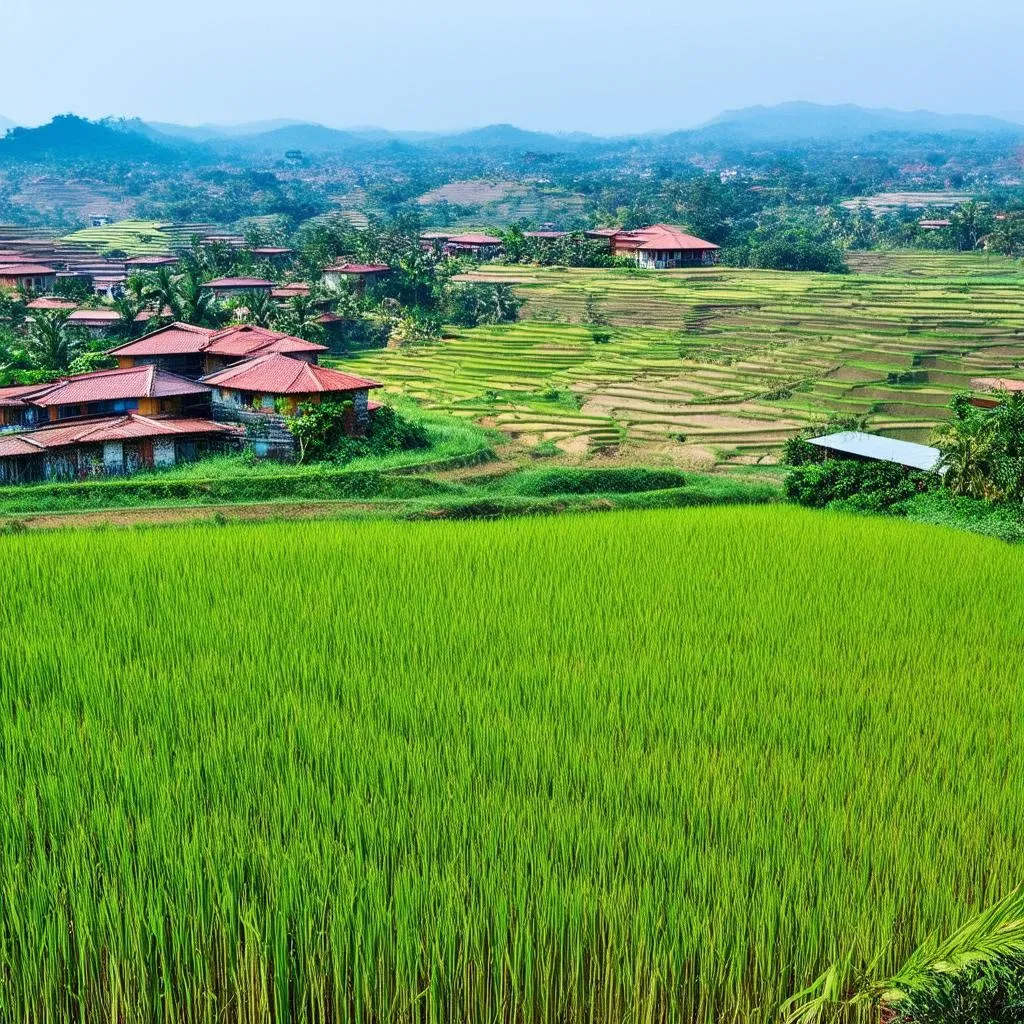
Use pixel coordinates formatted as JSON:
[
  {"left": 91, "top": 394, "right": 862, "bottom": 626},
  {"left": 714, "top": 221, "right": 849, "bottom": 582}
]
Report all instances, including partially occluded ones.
[
  {"left": 0, "top": 322, "right": 382, "bottom": 484},
  {"left": 420, "top": 224, "right": 721, "bottom": 269}
]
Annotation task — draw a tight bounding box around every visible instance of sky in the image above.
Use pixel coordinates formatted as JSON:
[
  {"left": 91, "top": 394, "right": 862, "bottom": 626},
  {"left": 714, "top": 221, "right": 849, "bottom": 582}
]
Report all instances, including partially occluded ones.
[{"left": 2, "top": 0, "right": 1024, "bottom": 134}]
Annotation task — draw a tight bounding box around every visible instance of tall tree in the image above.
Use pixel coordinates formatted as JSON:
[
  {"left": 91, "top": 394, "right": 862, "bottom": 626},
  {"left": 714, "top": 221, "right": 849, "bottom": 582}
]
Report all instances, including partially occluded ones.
[{"left": 25, "top": 311, "right": 84, "bottom": 372}]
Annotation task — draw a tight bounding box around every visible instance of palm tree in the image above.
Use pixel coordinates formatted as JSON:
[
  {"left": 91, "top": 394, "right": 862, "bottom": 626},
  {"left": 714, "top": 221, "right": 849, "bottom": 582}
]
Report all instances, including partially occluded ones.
[
  {"left": 25, "top": 311, "right": 84, "bottom": 372},
  {"left": 145, "top": 266, "right": 182, "bottom": 321},
  {"left": 174, "top": 272, "right": 223, "bottom": 329},
  {"left": 934, "top": 418, "right": 997, "bottom": 498},
  {"left": 112, "top": 295, "right": 145, "bottom": 340},
  {"left": 242, "top": 289, "right": 276, "bottom": 328}
]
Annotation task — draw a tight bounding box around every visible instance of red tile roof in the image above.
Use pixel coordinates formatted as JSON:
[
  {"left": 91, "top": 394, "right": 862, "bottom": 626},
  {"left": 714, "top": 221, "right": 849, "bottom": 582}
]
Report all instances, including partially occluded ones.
[
  {"left": 108, "top": 322, "right": 216, "bottom": 356},
  {"left": 0, "top": 415, "right": 238, "bottom": 457},
  {"left": 0, "top": 383, "right": 52, "bottom": 408},
  {"left": 124, "top": 254, "right": 179, "bottom": 267},
  {"left": 271, "top": 283, "right": 311, "bottom": 298},
  {"left": 324, "top": 262, "right": 391, "bottom": 274},
  {"left": 612, "top": 224, "right": 719, "bottom": 252},
  {"left": 26, "top": 297, "right": 77, "bottom": 310},
  {"left": 202, "top": 354, "right": 381, "bottom": 395},
  {"left": 445, "top": 234, "right": 503, "bottom": 246},
  {"left": 0, "top": 263, "right": 57, "bottom": 276},
  {"left": 108, "top": 322, "right": 326, "bottom": 360},
  {"left": 67, "top": 309, "right": 122, "bottom": 325},
  {"left": 203, "top": 277, "right": 275, "bottom": 289},
  {"left": 206, "top": 324, "right": 327, "bottom": 357},
  {"left": 26, "top": 365, "right": 210, "bottom": 407},
  {"left": 971, "top": 377, "right": 1024, "bottom": 392}
]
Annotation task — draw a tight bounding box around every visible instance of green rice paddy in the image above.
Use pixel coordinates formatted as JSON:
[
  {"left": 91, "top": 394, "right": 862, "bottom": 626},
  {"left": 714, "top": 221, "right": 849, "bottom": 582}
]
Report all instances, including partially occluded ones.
[
  {"left": 340, "top": 253, "right": 1024, "bottom": 463},
  {"left": 1, "top": 506, "right": 1022, "bottom": 1023}
]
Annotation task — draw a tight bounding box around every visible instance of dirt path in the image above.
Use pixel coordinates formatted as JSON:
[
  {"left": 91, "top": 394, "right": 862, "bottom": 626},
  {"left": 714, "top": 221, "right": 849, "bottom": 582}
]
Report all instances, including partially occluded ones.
[{"left": 2, "top": 500, "right": 384, "bottom": 532}]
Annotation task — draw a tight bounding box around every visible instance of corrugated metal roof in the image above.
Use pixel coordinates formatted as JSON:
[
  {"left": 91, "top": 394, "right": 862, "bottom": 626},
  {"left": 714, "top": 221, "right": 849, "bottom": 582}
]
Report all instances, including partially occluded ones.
[
  {"left": 806, "top": 431, "right": 942, "bottom": 472},
  {"left": 202, "top": 354, "right": 381, "bottom": 395}
]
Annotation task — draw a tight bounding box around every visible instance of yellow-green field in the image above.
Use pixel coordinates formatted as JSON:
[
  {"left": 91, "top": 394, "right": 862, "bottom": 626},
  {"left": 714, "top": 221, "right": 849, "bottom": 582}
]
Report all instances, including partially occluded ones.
[{"left": 341, "top": 252, "right": 1024, "bottom": 465}]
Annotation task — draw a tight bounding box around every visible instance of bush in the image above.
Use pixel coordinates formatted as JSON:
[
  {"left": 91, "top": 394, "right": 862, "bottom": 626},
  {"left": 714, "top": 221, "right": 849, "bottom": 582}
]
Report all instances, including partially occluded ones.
[
  {"left": 784, "top": 460, "right": 936, "bottom": 511},
  {"left": 890, "top": 959, "right": 1024, "bottom": 1024}
]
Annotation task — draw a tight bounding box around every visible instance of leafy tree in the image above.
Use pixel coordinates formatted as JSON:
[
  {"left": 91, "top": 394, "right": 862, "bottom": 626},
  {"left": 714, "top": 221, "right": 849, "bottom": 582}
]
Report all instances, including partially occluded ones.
[
  {"left": 240, "top": 289, "right": 276, "bottom": 328},
  {"left": 174, "top": 272, "right": 224, "bottom": 328},
  {"left": 25, "top": 311, "right": 84, "bottom": 371},
  {"left": 276, "top": 295, "right": 325, "bottom": 342},
  {"left": 52, "top": 276, "right": 93, "bottom": 303}
]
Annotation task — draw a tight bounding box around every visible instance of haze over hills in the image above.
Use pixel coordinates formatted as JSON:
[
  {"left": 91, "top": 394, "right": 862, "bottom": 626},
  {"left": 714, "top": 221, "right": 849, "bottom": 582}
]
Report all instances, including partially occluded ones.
[
  {"left": 685, "top": 101, "right": 1024, "bottom": 143},
  {"left": 2, "top": 102, "right": 1023, "bottom": 163}
]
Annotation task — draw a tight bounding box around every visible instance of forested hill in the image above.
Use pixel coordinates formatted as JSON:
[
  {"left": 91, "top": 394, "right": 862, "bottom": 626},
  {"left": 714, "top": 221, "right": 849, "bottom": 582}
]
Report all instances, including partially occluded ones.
[{"left": 0, "top": 115, "right": 175, "bottom": 162}]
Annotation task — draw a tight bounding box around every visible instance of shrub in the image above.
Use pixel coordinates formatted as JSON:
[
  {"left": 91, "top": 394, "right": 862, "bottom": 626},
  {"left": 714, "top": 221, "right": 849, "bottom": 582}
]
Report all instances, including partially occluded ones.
[{"left": 784, "top": 459, "right": 936, "bottom": 511}]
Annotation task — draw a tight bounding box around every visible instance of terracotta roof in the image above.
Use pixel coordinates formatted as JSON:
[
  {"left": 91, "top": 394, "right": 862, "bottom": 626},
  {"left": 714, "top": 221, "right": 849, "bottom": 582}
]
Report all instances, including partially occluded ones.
[
  {"left": 271, "top": 283, "right": 311, "bottom": 298},
  {"left": 203, "top": 277, "right": 274, "bottom": 289},
  {"left": 445, "top": 234, "right": 503, "bottom": 246},
  {"left": 27, "top": 365, "right": 210, "bottom": 407},
  {"left": 324, "top": 262, "right": 391, "bottom": 275},
  {"left": 0, "top": 263, "right": 57, "bottom": 276},
  {"left": 67, "top": 309, "right": 122, "bottom": 324},
  {"left": 124, "top": 254, "right": 179, "bottom": 267},
  {"left": 585, "top": 228, "right": 620, "bottom": 237},
  {"left": 613, "top": 224, "right": 719, "bottom": 252},
  {"left": 202, "top": 354, "right": 381, "bottom": 395},
  {"left": 206, "top": 324, "right": 327, "bottom": 357},
  {"left": 0, "top": 415, "right": 238, "bottom": 457},
  {"left": 0, "top": 383, "right": 52, "bottom": 408},
  {"left": 108, "top": 322, "right": 216, "bottom": 356},
  {"left": 108, "top": 322, "right": 326, "bottom": 360},
  {"left": 971, "top": 377, "right": 1024, "bottom": 392},
  {"left": 26, "top": 297, "right": 77, "bottom": 310}
]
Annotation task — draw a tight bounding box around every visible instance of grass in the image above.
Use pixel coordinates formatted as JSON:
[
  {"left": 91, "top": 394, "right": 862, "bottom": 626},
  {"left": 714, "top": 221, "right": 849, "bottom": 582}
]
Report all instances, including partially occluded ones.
[
  {"left": 0, "top": 506, "right": 1022, "bottom": 1023},
  {"left": 336, "top": 254, "right": 1024, "bottom": 464}
]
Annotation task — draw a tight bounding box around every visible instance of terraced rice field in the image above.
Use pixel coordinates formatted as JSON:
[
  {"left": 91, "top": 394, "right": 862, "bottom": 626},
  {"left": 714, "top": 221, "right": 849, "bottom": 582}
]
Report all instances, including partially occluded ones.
[
  {"left": 341, "top": 253, "right": 1024, "bottom": 463},
  {"left": 2, "top": 508, "right": 1023, "bottom": 1023},
  {"left": 59, "top": 219, "right": 199, "bottom": 256}
]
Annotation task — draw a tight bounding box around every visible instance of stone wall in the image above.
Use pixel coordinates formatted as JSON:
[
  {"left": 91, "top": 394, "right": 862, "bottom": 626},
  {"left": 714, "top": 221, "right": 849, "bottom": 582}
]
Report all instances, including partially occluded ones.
[{"left": 211, "top": 402, "right": 297, "bottom": 459}]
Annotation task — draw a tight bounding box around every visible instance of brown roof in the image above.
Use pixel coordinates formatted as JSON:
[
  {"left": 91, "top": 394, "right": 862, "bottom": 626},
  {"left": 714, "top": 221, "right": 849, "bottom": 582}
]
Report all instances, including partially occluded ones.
[
  {"left": 202, "top": 354, "right": 381, "bottom": 395},
  {"left": 612, "top": 224, "right": 719, "bottom": 252},
  {"left": 445, "top": 234, "right": 503, "bottom": 246},
  {"left": 0, "top": 415, "right": 238, "bottom": 457},
  {"left": 202, "top": 277, "right": 275, "bottom": 289},
  {"left": 271, "top": 283, "right": 311, "bottom": 298},
  {"left": 971, "top": 377, "right": 1024, "bottom": 392},
  {"left": 26, "top": 297, "right": 78, "bottom": 310},
  {"left": 67, "top": 309, "right": 122, "bottom": 325},
  {"left": 324, "top": 262, "right": 391, "bottom": 275},
  {"left": 0, "top": 383, "right": 54, "bottom": 409},
  {"left": 25, "top": 365, "right": 210, "bottom": 408},
  {"left": 0, "top": 263, "right": 57, "bottom": 276},
  {"left": 108, "top": 322, "right": 326, "bottom": 360},
  {"left": 124, "top": 254, "right": 179, "bottom": 267}
]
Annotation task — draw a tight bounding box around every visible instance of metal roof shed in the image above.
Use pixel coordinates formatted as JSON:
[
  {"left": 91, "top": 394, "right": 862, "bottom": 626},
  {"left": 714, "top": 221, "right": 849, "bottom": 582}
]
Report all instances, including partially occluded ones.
[{"left": 806, "top": 431, "right": 943, "bottom": 473}]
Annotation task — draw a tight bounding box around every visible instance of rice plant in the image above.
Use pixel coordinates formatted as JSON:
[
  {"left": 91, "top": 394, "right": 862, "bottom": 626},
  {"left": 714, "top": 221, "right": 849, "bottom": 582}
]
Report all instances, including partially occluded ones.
[{"left": 0, "top": 505, "right": 1022, "bottom": 1023}]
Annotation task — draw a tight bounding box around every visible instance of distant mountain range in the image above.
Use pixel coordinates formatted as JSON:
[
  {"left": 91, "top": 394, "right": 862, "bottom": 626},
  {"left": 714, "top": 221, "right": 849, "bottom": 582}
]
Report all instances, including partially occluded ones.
[
  {"left": 2, "top": 103, "right": 1022, "bottom": 162},
  {"left": 684, "top": 101, "right": 1024, "bottom": 143}
]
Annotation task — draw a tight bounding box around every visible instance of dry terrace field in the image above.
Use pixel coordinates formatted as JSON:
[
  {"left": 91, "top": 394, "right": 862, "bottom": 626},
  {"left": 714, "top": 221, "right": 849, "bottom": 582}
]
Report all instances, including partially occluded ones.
[{"left": 340, "top": 252, "right": 1024, "bottom": 465}]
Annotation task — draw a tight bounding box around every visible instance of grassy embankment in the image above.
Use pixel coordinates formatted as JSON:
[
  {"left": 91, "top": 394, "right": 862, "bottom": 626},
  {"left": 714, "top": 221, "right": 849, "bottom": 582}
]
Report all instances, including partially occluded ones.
[
  {"left": 1, "top": 506, "right": 1022, "bottom": 1022},
  {"left": 338, "top": 253, "right": 1024, "bottom": 464}
]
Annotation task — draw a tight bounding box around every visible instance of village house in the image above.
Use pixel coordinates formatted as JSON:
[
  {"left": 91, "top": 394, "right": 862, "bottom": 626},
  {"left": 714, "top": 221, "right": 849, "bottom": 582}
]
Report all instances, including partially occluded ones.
[
  {"left": 605, "top": 225, "right": 720, "bottom": 268},
  {"left": 0, "top": 263, "right": 57, "bottom": 293},
  {"left": 968, "top": 377, "right": 1024, "bottom": 409},
  {"left": 271, "top": 282, "right": 312, "bottom": 300},
  {"left": 67, "top": 308, "right": 124, "bottom": 338},
  {"left": 109, "top": 322, "right": 327, "bottom": 379},
  {"left": 321, "top": 262, "right": 391, "bottom": 293},
  {"left": 443, "top": 233, "right": 504, "bottom": 258},
  {"left": 124, "top": 254, "right": 179, "bottom": 272},
  {"left": 26, "top": 297, "right": 78, "bottom": 312},
  {"left": 0, "top": 384, "right": 49, "bottom": 430},
  {"left": 249, "top": 247, "right": 294, "bottom": 264},
  {"left": 0, "top": 415, "right": 239, "bottom": 484},
  {"left": 202, "top": 276, "right": 275, "bottom": 300},
  {"left": 5, "top": 365, "right": 215, "bottom": 424}
]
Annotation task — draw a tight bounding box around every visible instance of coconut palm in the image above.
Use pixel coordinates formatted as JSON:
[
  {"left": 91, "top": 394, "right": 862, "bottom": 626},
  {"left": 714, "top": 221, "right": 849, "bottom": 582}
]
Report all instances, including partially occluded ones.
[
  {"left": 241, "top": 289, "right": 277, "bottom": 328},
  {"left": 277, "top": 295, "right": 324, "bottom": 342},
  {"left": 174, "top": 272, "right": 223, "bottom": 329},
  {"left": 25, "top": 311, "right": 84, "bottom": 372},
  {"left": 111, "top": 295, "right": 145, "bottom": 340},
  {"left": 933, "top": 417, "right": 998, "bottom": 498},
  {"left": 144, "top": 266, "right": 182, "bottom": 321}
]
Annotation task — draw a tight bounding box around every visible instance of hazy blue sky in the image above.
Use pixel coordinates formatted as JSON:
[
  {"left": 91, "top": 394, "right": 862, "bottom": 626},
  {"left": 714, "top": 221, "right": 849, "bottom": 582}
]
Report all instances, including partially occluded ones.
[{"left": 2, "top": 0, "right": 1023, "bottom": 132}]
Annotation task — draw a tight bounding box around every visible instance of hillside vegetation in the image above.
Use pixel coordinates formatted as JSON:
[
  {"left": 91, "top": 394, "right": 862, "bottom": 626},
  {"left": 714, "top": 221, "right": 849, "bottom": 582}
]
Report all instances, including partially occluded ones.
[{"left": 1, "top": 506, "right": 1022, "bottom": 1023}]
